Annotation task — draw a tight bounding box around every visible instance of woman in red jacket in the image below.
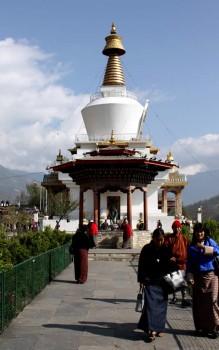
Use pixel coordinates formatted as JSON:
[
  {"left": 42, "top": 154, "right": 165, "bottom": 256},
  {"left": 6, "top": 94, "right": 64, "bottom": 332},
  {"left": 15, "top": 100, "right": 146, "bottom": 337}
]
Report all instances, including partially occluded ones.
[
  {"left": 88, "top": 220, "right": 98, "bottom": 248},
  {"left": 121, "top": 218, "right": 132, "bottom": 248}
]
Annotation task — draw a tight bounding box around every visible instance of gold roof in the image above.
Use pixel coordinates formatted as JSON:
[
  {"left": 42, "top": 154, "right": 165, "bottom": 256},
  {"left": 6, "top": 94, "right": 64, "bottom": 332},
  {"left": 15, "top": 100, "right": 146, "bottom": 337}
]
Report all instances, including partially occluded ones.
[
  {"left": 102, "top": 23, "right": 126, "bottom": 86},
  {"left": 150, "top": 147, "right": 159, "bottom": 155}
]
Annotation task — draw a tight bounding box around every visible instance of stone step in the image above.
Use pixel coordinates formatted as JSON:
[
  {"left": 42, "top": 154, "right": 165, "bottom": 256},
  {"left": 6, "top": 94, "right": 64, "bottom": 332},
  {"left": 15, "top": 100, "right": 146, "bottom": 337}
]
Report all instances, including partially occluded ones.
[{"left": 88, "top": 248, "right": 140, "bottom": 261}]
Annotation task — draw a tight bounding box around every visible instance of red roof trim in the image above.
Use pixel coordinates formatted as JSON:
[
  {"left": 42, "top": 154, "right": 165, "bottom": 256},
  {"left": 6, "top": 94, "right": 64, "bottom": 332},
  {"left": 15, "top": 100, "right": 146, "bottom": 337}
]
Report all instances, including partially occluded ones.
[{"left": 52, "top": 158, "right": 174, "bottom": 172}]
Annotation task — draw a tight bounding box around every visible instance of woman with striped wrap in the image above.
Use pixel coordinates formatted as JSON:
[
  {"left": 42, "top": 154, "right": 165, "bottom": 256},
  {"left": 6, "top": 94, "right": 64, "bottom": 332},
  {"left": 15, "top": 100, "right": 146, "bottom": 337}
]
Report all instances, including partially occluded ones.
[{"left": 186, "top": 222, "right": 219, "bottom": 339}]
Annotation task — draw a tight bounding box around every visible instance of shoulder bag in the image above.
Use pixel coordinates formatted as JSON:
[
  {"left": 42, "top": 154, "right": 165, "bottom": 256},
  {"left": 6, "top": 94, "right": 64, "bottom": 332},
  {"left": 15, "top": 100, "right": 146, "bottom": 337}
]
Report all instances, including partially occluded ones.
[
  {"left": 162, "top": 270, "right": 187, "bottom": 294},
  {"left": 69, "top": 245, "right": 74, "bottom": 255}
]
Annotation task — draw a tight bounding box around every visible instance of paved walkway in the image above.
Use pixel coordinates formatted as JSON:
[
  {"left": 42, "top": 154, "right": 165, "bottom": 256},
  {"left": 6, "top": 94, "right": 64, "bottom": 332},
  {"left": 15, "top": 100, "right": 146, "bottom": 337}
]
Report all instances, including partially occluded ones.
[{"left": 0, "top": 255, "right": 219, "bottom": 349}]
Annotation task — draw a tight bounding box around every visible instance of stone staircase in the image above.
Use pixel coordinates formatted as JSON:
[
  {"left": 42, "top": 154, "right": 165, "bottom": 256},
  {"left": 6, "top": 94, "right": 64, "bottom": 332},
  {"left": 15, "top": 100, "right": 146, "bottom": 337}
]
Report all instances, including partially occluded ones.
[{"left": 88, "top": 248, "right": 140, "bottom": 262}]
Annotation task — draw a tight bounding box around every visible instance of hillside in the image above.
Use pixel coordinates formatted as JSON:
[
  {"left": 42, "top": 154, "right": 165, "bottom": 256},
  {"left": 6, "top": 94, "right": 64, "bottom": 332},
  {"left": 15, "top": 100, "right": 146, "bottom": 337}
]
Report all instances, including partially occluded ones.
[
  {"left": 182, "top": 170, "right": 219, "bottom": 205},
  {"left": 0, "top": 164, "right": 219, "bottom": 221},
  {"left": 0, "top": 165, "right": 44, "bottom": 203},
  {"left": 185, "top": 194, "right": 219, "bottom": 222}
]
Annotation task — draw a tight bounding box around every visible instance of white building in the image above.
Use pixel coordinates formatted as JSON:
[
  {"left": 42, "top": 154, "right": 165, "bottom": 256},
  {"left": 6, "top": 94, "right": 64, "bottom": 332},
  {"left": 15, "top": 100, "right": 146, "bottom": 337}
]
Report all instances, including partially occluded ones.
[{"left": 42, "top": 23, "right": 187, "bottom": 236}]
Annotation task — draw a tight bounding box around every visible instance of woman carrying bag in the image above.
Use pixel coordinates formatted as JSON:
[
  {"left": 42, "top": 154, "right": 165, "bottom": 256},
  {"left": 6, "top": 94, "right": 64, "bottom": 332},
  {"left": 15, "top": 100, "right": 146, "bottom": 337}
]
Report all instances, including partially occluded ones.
[{"left": 137, "top": 228, "right": 172, "bottom": 341}]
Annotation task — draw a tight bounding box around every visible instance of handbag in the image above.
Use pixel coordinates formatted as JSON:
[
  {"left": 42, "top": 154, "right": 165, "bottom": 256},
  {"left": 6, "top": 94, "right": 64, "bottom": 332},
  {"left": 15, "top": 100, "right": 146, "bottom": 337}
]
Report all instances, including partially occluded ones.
[
  {"left": 135, "top": 287, "right": 144, "bottom": 312},
  {"left": 69, "top": 245, "right": 74, "bottom": 255},
  {"left": 213, "top": 255, "right": 219, "bottom": 276},
  {"left": 88, "top": 234, "right": 96, "bottom": 249},
  {"left": 162, "top": 270, "right": 187, "bottom": 294}
]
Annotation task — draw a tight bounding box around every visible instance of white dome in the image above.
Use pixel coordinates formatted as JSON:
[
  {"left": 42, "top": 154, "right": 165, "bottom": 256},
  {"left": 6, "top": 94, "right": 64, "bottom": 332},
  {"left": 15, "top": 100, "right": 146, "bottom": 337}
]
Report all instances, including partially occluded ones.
[{"left": 82, "top": 95, "right": 144, "bottom": 140}]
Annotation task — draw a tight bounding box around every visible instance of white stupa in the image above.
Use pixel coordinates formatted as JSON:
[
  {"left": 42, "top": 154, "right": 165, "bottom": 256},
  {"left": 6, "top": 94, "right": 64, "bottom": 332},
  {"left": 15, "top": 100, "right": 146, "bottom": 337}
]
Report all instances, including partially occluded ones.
[
  {"left": 81, "top": 23, "right": 148, "bottom": 141},
  {"left": 42, "top": 23, "right": 188, "bottom": 238}
]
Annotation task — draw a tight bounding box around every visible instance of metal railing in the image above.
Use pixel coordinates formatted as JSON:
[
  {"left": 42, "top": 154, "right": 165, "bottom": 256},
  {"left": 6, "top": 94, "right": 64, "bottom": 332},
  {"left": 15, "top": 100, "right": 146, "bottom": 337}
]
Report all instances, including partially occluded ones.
[
  {"left": 75, "top": 133, "right": 151, "bottom": 142},
  {"left": 90, "top": 90, "right": 138, "bottom": 101},
  {"left": 0, "top": 244, "right": 71, "bottom": 334}
]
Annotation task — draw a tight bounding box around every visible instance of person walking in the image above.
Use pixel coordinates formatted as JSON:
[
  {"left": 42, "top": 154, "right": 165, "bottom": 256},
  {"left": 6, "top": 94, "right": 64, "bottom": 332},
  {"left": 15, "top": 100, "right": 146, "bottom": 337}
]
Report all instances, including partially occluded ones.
[
  {"left": 186, "top": 222, "right": 219, "bottom": 338},
  {"left": 137, "top": 228, "right": 172, "bottom": 341},
  {"left": 88, "top": 219, "right": 98, "bottom": 248},
  {"left": 165, "top": 220, "right": 191, "bottom": 307},
  {"left": 121, "top": 218, "right": 132, "bottom": 248},
  {"left": 71, "top": 226, "right": 90, "bottom": 284},
  {"left": 157, "top": 220, "right": 162, "bottom": 228},
  {"left": 55, "top": 220, "right": 60, "bottom": 230}
]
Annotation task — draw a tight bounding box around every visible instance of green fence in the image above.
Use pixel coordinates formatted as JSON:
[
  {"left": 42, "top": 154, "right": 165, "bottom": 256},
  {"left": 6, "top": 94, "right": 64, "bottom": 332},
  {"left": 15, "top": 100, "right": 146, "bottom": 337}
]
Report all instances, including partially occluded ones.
[{"left": 0, "top": 243, "right": 72, "bottom": 334}]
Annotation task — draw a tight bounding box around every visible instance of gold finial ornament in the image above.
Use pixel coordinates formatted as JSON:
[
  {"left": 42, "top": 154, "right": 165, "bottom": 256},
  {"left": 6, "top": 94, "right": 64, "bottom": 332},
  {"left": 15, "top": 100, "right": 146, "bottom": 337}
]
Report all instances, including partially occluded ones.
[
  {"left": 111, "top": 22, "right": 116, "bottom": 34},
  {"left": 102, "top": 23, "right": 125, "bottom": 56},
  {"left": 109, "top": 130, "right": 116, "bottom": 144},
  {"left": 96, "top": 130, "right": 128, "bottom": 147},
  {"left": 102, "top": 23, "right": 126, "bottom": 86},
  {"left": 166, "top": 149, "right": 174, "bottom": 162},
  {"left": 56, "top": 149, "right": 63, "bottom": 162}
]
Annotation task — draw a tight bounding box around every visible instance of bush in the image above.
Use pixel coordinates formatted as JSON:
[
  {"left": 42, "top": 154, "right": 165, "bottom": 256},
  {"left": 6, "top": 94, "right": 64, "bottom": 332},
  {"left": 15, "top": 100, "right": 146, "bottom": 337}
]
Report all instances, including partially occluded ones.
[
  {"left": 0, "top": 228, "right": 72, "bottom": 269},
  {"left": 203, "top": 219, "right": 219, "bottom": 243},
  {"left": 0, "top": 223, "right": 7, "bottom": 240},
  {"left": 181, "top": 225, "right": 192, "bottom": 243},
  {"left": 7, "top": 238, "right": 30, "bottom": 264}
]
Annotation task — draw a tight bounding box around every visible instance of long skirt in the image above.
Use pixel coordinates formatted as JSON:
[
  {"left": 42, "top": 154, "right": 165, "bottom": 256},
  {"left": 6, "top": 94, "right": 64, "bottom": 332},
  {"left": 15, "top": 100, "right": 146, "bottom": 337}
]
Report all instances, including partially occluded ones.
[
  {"left": 137, "top": 282, "right": 168, "bottom": 333},
  {"left": 193, "top": 271, "right": 219, "bottom": 333},
  {"left": 122, "top": 237, "right": 132, "bottom": 248},
  {"left": 73, "top": 248, "right": 88, "bottom": 283}
]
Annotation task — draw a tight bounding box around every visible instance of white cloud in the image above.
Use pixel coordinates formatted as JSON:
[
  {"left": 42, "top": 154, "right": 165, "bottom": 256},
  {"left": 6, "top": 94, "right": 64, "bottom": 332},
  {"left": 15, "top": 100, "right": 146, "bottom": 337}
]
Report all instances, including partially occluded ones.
[
  {"left": 1, "top": 37, "right": 218, "bottom": 181},
  {"left": 0, "top": 38, "right": 88, "bottom": 172},
  {"left": 133, "top": 86, "right": 174, "bottom": 105},
  {"left": 163, "top": 134, "right": 219, "bottom": 176},
  {"left": 179, "top": 164, "right": 207, "bottom": 176}
]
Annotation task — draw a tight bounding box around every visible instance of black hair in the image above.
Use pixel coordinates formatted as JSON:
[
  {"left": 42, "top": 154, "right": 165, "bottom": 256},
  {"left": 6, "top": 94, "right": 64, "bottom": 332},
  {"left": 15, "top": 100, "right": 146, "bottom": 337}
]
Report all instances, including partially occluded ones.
[
  {"left": 152, "top": 227, "right": 165, "bottom": 239},
  {"left": 192, "top": 222, "right": 211, "bottom": 245},
  {"left": 77, "top": 225, "right": 87, "bottom": 234}
]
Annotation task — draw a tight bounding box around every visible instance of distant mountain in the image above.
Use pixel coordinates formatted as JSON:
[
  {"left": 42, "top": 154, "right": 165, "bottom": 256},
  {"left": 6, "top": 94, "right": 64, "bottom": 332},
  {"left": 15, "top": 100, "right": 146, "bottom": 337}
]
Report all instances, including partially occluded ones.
[
  {"left": 0, "top": 165, "right": 44, "bottom": 203},
  {"left": 185, "top": 194, "right": 219, "bottom": 222},
  {"left": 0, "top": 164, "right": 219, "bottom": 210},
  {"left": 182, "top": 170, "right": 219, "bottom": 206}
]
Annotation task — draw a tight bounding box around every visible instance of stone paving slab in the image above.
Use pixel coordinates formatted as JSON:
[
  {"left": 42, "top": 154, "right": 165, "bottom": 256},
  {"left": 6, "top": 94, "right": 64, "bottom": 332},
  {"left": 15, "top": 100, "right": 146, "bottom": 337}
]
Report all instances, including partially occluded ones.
[{"left": 0, "top": 258, "right": 219, "bottom": 349}]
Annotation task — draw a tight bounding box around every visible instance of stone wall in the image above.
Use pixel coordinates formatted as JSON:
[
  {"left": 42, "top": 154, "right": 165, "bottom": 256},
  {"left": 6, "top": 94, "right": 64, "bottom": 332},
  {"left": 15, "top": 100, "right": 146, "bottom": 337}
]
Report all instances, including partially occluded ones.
[{"left": 96, "top": 230, "right": 152, "bottom": 249}]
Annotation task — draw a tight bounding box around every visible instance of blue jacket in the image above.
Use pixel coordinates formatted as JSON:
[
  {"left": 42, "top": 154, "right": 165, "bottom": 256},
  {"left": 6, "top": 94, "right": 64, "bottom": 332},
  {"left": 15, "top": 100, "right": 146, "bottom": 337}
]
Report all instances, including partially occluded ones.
[{"left": 187, "top": 237, "right": 219, "bottom": 273}]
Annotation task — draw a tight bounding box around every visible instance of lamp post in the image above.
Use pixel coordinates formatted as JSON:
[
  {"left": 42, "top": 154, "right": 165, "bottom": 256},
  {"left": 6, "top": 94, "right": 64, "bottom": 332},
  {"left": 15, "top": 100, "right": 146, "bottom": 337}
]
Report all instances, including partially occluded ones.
[
  {"left": 39, "top": 186, "right": 42, "bottom": 212},
  {"left": 197, "top": 206, "right": 202, "bottom": 223},
  {"left": 45, "top": 189, "right": 48, "bottom": 214}
]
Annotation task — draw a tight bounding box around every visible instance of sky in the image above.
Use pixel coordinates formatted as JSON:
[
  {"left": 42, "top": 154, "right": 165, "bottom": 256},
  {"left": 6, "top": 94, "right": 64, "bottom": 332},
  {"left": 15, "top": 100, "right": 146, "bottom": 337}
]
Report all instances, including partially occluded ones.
[{"left": 0, "top": 0, "right": 219, "bottom": 199}]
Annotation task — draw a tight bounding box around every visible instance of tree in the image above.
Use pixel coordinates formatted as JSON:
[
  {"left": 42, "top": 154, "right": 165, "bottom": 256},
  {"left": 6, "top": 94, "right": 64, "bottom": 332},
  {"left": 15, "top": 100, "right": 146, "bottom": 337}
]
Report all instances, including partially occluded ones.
[
  {"left": 0, "top": 223, "right": 7, "bottom": 240},
  {"left": 203, "top": 219, "right": 219, "bottom": 242},
  {"left": 1, "top": 206, "right": 32, "bottom": 235},
  {"left": 26, "top": 182, "right": 40, "bottom": 208},
  {"left": 49, "top": 190, "right": 79, "bottom": 223},
  {"left": 14, "top": 190, "right": 29, "bottom": 207}
]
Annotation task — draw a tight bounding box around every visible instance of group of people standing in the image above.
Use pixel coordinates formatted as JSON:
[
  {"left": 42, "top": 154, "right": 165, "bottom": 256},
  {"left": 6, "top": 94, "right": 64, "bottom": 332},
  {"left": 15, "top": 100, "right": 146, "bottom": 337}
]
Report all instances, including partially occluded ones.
[
  {"left": 70, "top": 216, "right": 219, "bottom": 340},
  {"left": 138, "top": 220, "right": 219, "bottom": 341}
]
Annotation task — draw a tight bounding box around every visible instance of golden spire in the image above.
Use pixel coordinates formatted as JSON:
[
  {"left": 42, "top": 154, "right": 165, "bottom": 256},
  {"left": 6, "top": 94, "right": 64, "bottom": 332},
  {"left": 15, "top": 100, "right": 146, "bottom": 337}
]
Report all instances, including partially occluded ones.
[
  {"left": 56, "top": 149, "right": 63, "bottom": 162},
  {"left": 102, "top": 23, "right": 126, "bottom": 86},
  {"left": 166, "top": 149, "right": 174, "bottom": 162},
  {"left": 109, "top": 130, "right": 116, "bottom": 144}
]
